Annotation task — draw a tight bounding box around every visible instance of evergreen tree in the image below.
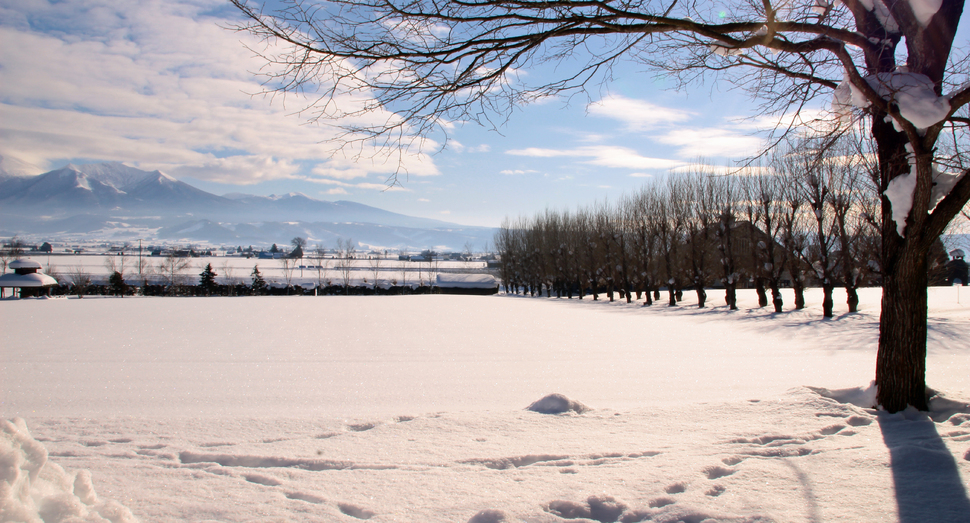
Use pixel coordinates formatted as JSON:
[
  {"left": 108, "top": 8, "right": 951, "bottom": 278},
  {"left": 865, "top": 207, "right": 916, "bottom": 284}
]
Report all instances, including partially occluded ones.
[
  {"left": 251, "top": 265, "right": 267, "bottom": 295},
  {"left": 199, "top": 263, "right": 218, "bottom": 296},
  {"left": 270, "top": 244, "right": 279, "bottom": 254},
  {"left": 108, "top": 271, "right": 127, "bottom": 297}
]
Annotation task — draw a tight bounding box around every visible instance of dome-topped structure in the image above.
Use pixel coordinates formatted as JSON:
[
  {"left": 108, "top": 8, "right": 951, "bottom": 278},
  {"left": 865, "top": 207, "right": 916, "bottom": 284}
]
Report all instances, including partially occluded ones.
[{"left": 0, "top": 259, "right": 58, "bottom": 298}]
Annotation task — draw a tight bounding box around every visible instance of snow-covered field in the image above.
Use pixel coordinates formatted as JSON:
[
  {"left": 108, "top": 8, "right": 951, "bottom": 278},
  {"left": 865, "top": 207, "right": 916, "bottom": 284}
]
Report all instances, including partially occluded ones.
[
  {"left": 2, "top": 288, "right": 969, "bottom": 522},
  {"left": 39, "top": 253, "right": 488, "bottom": 289}
]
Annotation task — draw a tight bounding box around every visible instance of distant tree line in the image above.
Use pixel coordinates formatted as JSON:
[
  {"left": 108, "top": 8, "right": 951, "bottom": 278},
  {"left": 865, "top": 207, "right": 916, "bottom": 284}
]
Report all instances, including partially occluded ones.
[{"left": 495, "top": 140, "right": 954, "bottom": 317}]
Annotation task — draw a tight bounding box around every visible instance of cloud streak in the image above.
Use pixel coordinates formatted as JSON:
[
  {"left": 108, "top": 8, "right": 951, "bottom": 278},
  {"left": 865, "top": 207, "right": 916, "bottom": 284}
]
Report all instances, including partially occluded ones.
[
  {"left": 506, "top": 145, "right": 685, "bottom": 170},
  {"left": 0, "top": 0, "right": 438, "bottom": 187}
]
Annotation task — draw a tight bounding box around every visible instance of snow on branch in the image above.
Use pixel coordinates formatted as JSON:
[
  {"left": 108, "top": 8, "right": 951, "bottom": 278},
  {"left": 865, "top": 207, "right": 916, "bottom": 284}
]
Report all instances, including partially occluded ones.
[{"left": 833, "top": 71, "right": 950, "bottom": 131}]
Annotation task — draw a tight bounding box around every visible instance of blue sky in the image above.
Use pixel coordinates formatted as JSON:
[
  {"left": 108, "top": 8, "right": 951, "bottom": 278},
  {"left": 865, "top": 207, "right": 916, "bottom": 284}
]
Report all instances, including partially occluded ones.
[{"left": 1, "top": 0, "right": 825, "bottom": 227}]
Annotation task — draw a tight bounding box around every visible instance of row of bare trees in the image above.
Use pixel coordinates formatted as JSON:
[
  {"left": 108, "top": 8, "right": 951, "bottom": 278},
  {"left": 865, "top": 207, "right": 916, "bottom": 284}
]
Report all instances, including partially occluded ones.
[{"left": 496, "top": 141, "right": 885, "bottom": 317}]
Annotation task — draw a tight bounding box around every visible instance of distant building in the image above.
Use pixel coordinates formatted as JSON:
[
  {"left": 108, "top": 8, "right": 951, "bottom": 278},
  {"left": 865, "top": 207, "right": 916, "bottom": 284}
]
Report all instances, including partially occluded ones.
[
  {"left": 0, "top": 259, "right": 58, "bottom": 298},
  {"left": 946, "top": 249, "right": 968, "bottom": 286},
  {"left": 434, "top": 273, "right": 499, "bottom": 295}
]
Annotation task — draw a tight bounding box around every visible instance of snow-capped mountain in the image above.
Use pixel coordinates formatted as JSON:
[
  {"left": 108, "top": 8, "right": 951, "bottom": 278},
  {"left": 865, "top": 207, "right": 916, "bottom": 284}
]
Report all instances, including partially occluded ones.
[
  {"left": 0, "top": 162, "right": 235, "bottom": 212},
  {"left": 0, "top": 162, "right": 496, "bottom": 250}
]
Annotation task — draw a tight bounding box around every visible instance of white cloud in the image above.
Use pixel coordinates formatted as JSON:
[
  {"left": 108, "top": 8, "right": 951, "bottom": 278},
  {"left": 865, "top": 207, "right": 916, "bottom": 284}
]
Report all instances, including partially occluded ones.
[
  {"left": 588, "top": 95, "right": 692, "bottom": 131},
  {"left": 0, "top": 0, "right": 439, "bottom": 184},
  {"left": 506, "top": 146, "right": 684, "bottom": 170},
  {"left": 668, "top": 162, "right": 773, "bottom": 177},
  {"left": 304, "top": 177, "right": 411, "bottom": 192},
  {"left": 629, "top": 172, "right": 653, "bottom": 178},
  {"left": 169, "top": 156, "right": 301, "bottom": 185},
  {"left": 654, "top": 128, "right": 764, "bottom": 158},
  {"left": 418, "top": 198, "right": 430, "bottom": 202},
  {"left": 325, "top": 188, "right": 349, "bottom": 195},
  {"left": 500, "top": 169, "right": 539, "bottom": 175}
]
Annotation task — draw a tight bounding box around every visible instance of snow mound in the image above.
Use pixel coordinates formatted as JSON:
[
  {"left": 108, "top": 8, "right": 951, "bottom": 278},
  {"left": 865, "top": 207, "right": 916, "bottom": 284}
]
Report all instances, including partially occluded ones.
[
  {"left": 527, "top": 394, "right": 589, "bottom": 414},
  {"left": 807, "top": 382, "right": 878, "bottom": 409},
  {"left": 0, "top": 418, "right": 138, "bottom": 523},
  {"left": 468, "top": 508, "right": 510, "bottom": 523}
]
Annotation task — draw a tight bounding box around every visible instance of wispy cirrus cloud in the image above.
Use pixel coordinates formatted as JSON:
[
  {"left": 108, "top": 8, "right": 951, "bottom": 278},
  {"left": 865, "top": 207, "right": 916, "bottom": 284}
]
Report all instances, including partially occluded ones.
[
  {"left": 588, "top": 95, "right": 693, "bottom": 131},
  {"left": 506, "top": 145, "right": 684, "bottom": 170},
  {"left": 655, "top": 128, "right": 764, "bottom": 158},
  {"left": 305, "top": 178, "right": 411, "bottom": 192}
]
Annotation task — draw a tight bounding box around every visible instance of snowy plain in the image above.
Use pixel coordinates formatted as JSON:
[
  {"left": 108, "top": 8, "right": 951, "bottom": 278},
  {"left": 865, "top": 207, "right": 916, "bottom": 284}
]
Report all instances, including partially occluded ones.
[{"left": 2, "top": 287, "right": 969, "bottom": 522}]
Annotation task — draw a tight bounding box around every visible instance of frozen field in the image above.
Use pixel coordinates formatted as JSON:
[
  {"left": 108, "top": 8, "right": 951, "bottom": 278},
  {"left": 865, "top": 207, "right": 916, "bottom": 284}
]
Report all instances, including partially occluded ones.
[{"left": 2, "top": 288, "right": 969, "bottom": 522}]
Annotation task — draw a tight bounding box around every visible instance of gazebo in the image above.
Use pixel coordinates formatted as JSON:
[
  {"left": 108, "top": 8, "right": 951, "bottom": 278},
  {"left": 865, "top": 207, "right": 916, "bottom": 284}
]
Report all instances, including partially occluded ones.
[{"left": 0, "top": 259, "right": 59, "bottom": 298}]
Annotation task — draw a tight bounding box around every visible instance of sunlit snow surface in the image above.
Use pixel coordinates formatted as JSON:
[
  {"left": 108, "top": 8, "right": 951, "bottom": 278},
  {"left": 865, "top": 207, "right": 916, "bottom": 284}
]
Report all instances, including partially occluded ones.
[{"left": 2, "top": 289, "right": 969, "bottom": 522}]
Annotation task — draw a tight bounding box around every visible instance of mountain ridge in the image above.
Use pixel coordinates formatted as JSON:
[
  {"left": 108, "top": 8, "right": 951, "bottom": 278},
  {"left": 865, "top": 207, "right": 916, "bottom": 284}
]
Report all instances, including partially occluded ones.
[{"left": 0, "top": 162, "right": 495, "bottom": 250}]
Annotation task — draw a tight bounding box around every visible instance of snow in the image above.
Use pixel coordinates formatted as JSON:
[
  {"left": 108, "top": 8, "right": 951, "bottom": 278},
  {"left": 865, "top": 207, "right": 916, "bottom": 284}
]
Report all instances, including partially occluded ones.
[
  {"left": 931, "top": 168, "right": 966, "bottom": 211},
  {"left": 1, "top": 418, "right": 137, "bottom": 523},
  {"left": 1, "top": 289, "right": 969, "bottom": 522},
  {"left": 885, "top": 144, "right": 918, "bottom": 237},
  {"left": 833, "top": 72, "right": 950, "bottom": 131},
  {"left": 435, "top": 273, "right": 498, "bottom": 289},
  {"left": 907, "top": 0, "right": 943, "bottom": 26}
]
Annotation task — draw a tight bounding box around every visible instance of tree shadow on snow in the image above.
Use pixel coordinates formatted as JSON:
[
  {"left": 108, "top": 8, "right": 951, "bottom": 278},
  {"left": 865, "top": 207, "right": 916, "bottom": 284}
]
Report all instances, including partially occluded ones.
[{"left": 878, "top": 406, "right": 970, "bottom": 523}]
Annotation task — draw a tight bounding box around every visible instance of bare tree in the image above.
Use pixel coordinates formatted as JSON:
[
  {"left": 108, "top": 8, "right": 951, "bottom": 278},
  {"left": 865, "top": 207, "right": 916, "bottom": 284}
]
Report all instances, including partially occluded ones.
[
  {"left": 157, "top": 253, "right": 191, "bottom": 295},
  {"left": 0, "top": 245, "right": 10, "bottom": 275},
  {"left": 279, "top": 257, "right": 297, "bottom": 292},
  {"left": 775, "top": 154, "right": 811, "bottom": 310},
  {"left": 232, "top": 0, "right": 970, "bottom": 411},
  {"left": 426, "top": 248, "right": 441, "bottom": 292},
  {"left": 336, "top": 238, "right": 355, "bottom": 292},
  {"left": 67, "top": 266, "right": 91, "bottom": 298},
  {"left": 105, "top": 251, "right": 129, "bottom": 280},
  {"left": 397, "top": 248, "right": 411, "bottom": 291},
  {"left": 370, "top": 253, "right": 383, "bottom": 291},
  {"left": 315, "top": 245, "right": 333, "bottom": 292},
  {"left": 221, "top": 260, "right": 238, "bottom": 296}
]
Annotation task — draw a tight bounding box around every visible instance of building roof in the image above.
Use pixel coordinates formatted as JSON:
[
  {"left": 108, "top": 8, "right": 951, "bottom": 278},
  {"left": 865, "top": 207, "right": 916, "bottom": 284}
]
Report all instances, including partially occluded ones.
[
  {"left": 0, "top": 272, "right": 58, "bottom": 288},
  {"left": 435, "top": 273, "right": 498, "bottom": 289},
  {"left": 9, "top": 259, "right": 43, "bottom": 270}
]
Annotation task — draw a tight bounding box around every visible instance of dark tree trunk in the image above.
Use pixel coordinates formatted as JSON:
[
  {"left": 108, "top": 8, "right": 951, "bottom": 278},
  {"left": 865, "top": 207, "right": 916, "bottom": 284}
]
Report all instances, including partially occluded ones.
[
  {"left": 846, "top": 286, "right": 860, "bottom": 313},
  {"left": 793, "top": 281, "right": 806, "bottom": 310},
  {"left": 877, "top": 248, "right": 929, "bottom": 412},
  {"left": 724, "top": 283, "right": 737, "bottom": 310},
  {"left": 696, "top": 287, "right": 707, "bottom": 308},
  {"left": 822, "top": 283, "right": 834, "bottom": 318},
  {"left": 771, "top": 285, "right": 783, "bottom": 313},
  {"left": 755, "top": 279, "right": 768, "bottom": 307}
]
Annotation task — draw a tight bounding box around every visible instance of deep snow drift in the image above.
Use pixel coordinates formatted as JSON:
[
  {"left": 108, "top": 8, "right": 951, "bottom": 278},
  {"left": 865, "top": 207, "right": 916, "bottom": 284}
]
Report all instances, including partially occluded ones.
[{"left": 1, "top": 288, "right": 968, "bottom": 522}]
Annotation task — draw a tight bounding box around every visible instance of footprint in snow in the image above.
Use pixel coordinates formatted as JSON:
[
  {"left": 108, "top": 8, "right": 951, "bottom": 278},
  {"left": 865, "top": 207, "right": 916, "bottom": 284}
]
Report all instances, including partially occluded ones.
[
  {"left": 286, "top": 491, "right": 325, "bottom": 504},
  {"left": 702, "top": 465, "right": 735, "bottom": 479},
  {"left": 664, "top": 482, "right": 687, "bottom": 494},
  {"left": 819, "top": 424, "right": 846, "bottom": 435},
  {"left": 467, "top": 509, "right": 510, "bottom": 523},
  {"left": 346, "top": 422, "right": 379, "bottom": 432},
  {"left": 706, "top": 485, "right": 726, "bottom": 497},
  {"left": 338, "top": 502, "right": 376, "bottom": 520},
  {"left": 243, "top": 473, "right": 281, "bottom": 486},
  {"left": 649, "top": 497, "right": 676, "bottom": 508},
  {"left": 846, "top": 415, "right": 873, "bottom": 427},
  {"left": 544, "top": 495, "right": 627, "bottom": 522}
]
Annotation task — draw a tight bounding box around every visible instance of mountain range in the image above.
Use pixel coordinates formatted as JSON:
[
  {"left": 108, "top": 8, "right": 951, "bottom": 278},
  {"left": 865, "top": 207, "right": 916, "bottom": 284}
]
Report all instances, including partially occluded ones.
[{"left": 0, "top": 161, "right": 496, "bottom": 251}]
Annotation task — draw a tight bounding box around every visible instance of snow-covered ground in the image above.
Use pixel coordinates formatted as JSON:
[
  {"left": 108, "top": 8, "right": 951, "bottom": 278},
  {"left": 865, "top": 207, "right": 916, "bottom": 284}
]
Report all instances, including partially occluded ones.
[{"left": 2, "top": 288, "right": 969, "bottom": 522}]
